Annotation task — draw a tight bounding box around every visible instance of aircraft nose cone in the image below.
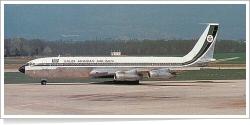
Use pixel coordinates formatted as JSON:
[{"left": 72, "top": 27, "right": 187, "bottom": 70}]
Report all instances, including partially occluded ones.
[{"left": 18, "top": 65, "right": 25, "bottom": 73}]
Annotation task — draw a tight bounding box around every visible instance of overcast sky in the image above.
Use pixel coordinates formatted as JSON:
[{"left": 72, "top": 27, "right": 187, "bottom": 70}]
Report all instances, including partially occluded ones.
[{"left": 4, "top": 4, "right": 246, "bottom": 41}]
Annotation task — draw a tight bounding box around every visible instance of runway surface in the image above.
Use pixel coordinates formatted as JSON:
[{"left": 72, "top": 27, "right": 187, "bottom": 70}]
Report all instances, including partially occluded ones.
[{"left": 4, "top": 80, "right": 246, "bottom": 116}]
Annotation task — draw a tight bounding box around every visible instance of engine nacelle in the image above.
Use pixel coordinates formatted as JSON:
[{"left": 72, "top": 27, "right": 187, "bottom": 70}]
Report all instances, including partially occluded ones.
[
  {"left": 148, "top": 68, "right": 176, "bottom": 79},
  {"left": 114, "top": 70, "right": 143, "bottom": 81}
]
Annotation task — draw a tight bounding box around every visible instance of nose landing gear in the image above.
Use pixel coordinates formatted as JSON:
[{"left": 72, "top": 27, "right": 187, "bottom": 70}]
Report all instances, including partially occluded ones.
[{"left": 41, "top": 79, "right": 47, "bottom": 85}]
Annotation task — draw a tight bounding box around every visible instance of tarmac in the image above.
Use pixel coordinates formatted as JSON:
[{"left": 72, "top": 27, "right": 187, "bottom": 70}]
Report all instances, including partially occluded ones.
[{"left": 4, "top": 80, "right": 246, "bottom": 117}]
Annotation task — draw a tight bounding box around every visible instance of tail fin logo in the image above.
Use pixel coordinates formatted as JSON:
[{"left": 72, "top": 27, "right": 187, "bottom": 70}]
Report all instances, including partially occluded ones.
[{"left": 207, "top": 35, "right": 213, "bottom": 43}]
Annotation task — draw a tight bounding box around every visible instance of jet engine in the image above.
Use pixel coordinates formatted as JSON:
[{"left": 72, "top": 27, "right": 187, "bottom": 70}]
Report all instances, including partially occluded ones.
[
  {"left": 148, "top": 68, "right": 176, "bottom": 79},
  {"left": 114, "top": 70, "right": 143, "bottom": 81}
]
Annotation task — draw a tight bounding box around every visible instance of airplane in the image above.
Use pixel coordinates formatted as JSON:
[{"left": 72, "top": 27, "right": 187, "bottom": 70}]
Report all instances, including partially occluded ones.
[{"left": 18, "top": 23, "right": 236, "bottom": 85}]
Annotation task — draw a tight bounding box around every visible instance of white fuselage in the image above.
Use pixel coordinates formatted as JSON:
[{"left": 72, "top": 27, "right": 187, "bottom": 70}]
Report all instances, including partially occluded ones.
[{"left": 23, "top": 56, "right": 190, "bottom": 78}]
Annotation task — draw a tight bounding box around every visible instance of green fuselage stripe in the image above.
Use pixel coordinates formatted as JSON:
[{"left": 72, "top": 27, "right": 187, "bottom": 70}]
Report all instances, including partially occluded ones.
[{"left": 32, "top": 25, "right": 218, "bottom": 68}]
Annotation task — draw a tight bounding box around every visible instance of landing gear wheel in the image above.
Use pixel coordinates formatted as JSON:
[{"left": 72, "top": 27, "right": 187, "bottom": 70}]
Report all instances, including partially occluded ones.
[
  {"left": 135, "top": 80, "right": 140, "bottom": 84},
  {"left": 41, "top": 80, "right": 47, "bottom": 85}
]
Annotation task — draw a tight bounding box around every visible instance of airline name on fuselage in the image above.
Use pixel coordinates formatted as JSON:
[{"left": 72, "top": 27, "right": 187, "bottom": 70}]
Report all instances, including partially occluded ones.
[{"left": 52, "top": 59, "right": 115, "bottom": 63}]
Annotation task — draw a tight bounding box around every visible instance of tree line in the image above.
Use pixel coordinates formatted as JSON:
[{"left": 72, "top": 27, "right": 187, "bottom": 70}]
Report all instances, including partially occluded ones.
[{"left": 4, "top": 38, "right": 246, "bottom": 57}]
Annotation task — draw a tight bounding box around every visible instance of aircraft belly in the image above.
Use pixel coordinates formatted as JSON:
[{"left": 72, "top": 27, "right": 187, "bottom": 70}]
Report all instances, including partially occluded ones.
[{"left": 25, "top": 67, "right": 93, "bottom": 78}]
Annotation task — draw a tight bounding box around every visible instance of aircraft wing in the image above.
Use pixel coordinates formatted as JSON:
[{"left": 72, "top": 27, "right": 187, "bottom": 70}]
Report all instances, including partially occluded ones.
[
  {"left": 89, "top": 57, "right": 240, "bottom": 80},
  {"left": 90, "top": 66, "right": 205, "bottom": 80}
]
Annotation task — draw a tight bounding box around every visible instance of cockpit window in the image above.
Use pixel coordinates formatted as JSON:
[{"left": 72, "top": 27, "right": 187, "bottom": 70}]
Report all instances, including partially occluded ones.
[{"left": 26, "top": 62, "right": 34, "bottom": 66}]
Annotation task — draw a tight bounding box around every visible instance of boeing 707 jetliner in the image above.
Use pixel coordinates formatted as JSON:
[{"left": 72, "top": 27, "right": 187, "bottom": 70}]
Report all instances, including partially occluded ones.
[{"left": 18, "top": 23, "right": 234, "bottom": 85}]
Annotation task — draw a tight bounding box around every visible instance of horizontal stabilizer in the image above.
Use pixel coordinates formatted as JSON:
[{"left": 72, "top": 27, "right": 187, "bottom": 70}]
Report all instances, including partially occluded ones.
[{"left": 211, "top": 57, "right": 239, "bottom": 63}]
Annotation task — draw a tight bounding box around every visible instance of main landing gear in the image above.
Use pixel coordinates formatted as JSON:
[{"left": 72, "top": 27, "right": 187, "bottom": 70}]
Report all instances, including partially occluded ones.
[
  {"left": 113, "top": 80, "right": 140, "bottom": 85},
  {"left": 41, "top": 78, "right": 47, "bottom": 85}
]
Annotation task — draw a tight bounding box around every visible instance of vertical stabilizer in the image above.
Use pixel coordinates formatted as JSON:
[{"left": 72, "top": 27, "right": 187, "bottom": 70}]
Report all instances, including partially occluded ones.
[{"left": 182, "top": 23, "right": 219, "bottom": 65}]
